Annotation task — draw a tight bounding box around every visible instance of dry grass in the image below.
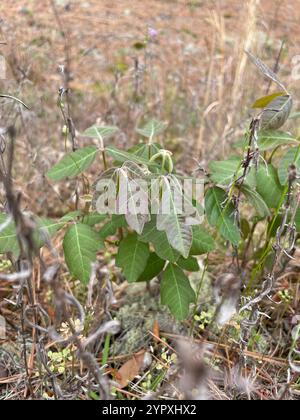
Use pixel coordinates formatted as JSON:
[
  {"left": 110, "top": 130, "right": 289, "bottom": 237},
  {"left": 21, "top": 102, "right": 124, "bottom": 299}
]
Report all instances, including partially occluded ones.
[{"left": 0, "top": 1, "right": 300, "bottom": 164}]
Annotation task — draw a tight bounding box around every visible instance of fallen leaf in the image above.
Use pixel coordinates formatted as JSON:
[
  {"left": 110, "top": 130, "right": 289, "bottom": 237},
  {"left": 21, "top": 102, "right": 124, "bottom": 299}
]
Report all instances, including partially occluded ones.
[
  {"left": 106, "top": 367, "right": 123, "bottom": 384},
  {"left": 116, "top": 349, "right": 146, "bottom": 388}
]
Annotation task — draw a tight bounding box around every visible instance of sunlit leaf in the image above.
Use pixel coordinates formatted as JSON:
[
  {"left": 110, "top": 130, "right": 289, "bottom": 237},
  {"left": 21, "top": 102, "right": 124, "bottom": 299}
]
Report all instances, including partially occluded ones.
[{"left": 252, "top": 92, "right": 286, "bottom": 108}]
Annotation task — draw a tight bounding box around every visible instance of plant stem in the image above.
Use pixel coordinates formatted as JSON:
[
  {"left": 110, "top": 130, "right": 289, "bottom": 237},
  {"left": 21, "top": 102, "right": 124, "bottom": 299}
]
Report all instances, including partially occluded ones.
[
  {"left": 189, "top": 254, "right": 209, "bottom": 337},
  {"left": 102, "top": 150, "right": 108, "bottom": 171},
  {"left": 101, "top": 334, "right": 111, "bottom": 367}
]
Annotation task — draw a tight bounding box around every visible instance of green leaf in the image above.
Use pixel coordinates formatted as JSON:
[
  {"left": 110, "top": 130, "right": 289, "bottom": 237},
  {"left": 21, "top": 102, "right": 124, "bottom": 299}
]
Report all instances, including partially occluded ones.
[
  {"left": 60, "top": 211, "right": 82, "bottom": 223},
  {"left": 63, "top": 223, "right": 104, "bottom": 284},
  {"left": 99, "top": 215, "right": 127, "bottom": 240},
  {"left": 140, "top": 218, "right": 180, "bottom": 263},
  {"left": 295, "top": 208, "right": 300, "bottom": 232},
  {"left": 38, "top": 218, "right": 65, "bottom": 236},
  {"left": 256, "top": 165, "right": 284, "bottom": 208},
  {"left": 116, "top": 233, "right": 150, "bottom": 283},
  {"left": 99, "top": 221, "right": 117, "bottom": 239},
  {"left": 235, "top": 131, "right": 297, "bottom": 152},
  {"left": 240, "top": 219, "right": 251, "bottom": 239},
  {"left": 81, "top": 213, "right": 107, "bottom": 226},
  {"left": 47, "top": 146, "right": 98, "bottom": 181},
  {"left": 260, "top": 95, "right": 293, "bottom": 130},
  {"left": 161, "top": 264, "right": 195, "bottom": 320},
  {"left": 156, "top": 178, "right": 192, "bottom": 258},
  {"left": 190, "top": 226, "right": 215, "bottom": 255},
  {"left": 0, "top": 214, "right": 19, "bottom": 256},
  {"left": 125, "top": 175, "right": 150, "bottom": 234},
  {"left": 82, "top": 125, "right": 118, "bottom": 139},
  {"left": 278, "top": 148, "right": 300, "bottom": 186},
  {"left": 0, "top": 214, "right": 66, "bottom": 256},
  {"left": 177, "top": 256, "right": 199, "bottom": 272},
  {"left": 59, "top": 211, "right": 107, "bottom": 227},
  {"left": 106, "top": 146, "right": 159, "bottom": 168},
  {"left": 255, "top": 130, "right": 298, "bottom": 151},
  {"left": 267, "top": 215, "right": 282, "bottom": 237},
  {"left": 138, "top": 252, "right": 165, "bottom": 282},
  {"left": 34, "top": 217, "right": 66, "bottom": 248},
  {"left": 241, "top": 185, "right": 271, "bottom": 217},
  {"left": 157, "top": 214, "right": 192, "bottom": 259},
  {"left": 129, "top": 143, "right": 162, "bottom": 160},
  {"left": 205, "top": 187, "right": 240, "bottom": 246},
  {"left": 209, "top": 158, "right": 241, "bottom": 186},
  {"left": 136, "top": 119, "right": 168, "bottom": 139},
  {"left": 209, "top": 157, "right": 256, "bottom": 187},
  {"left": 252, "top": 92, "right": 286, "bottom": 108}
]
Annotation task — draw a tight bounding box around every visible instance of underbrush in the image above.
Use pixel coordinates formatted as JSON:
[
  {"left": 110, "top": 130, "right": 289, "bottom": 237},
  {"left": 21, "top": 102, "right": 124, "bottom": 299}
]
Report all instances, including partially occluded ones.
[{"left": 0, "top": 50, "right": 300, "bottom": 400}]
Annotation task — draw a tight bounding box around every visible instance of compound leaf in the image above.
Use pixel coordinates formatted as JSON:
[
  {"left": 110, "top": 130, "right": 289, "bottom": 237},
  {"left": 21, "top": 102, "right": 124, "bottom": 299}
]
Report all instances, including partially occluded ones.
[
  {"left": 116, "top": 233, "right": 150, "bottom": 283},
  {"left": 161, "top": 264, "right": 195, "bottom": 320},
  {"left": 47, "top": 146, "right": 98, "bottom": 181},
  {"left": 205, "top": 187, "right": 240, "bottom": 246},
  {"left": 63, "top": 223, "right": 104, "bottom": 284}
]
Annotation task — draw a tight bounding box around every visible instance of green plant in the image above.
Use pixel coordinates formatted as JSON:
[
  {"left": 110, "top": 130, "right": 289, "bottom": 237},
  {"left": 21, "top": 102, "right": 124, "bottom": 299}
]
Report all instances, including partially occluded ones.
[
  {"left": 194, "top": 310, "right": 214, "bottom": 331},
  {"left": 47, "top": 348, "right": 72, "bottom": 374},
  {"left": 1, "top": 54, "right": 299, "bottom": 327}
]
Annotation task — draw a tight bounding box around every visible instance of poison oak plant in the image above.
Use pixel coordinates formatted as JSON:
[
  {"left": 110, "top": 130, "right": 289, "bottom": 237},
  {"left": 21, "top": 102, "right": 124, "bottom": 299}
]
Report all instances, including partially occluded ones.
[{"left": 1, "top": 53, "right": 299, "bottom": 324}]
